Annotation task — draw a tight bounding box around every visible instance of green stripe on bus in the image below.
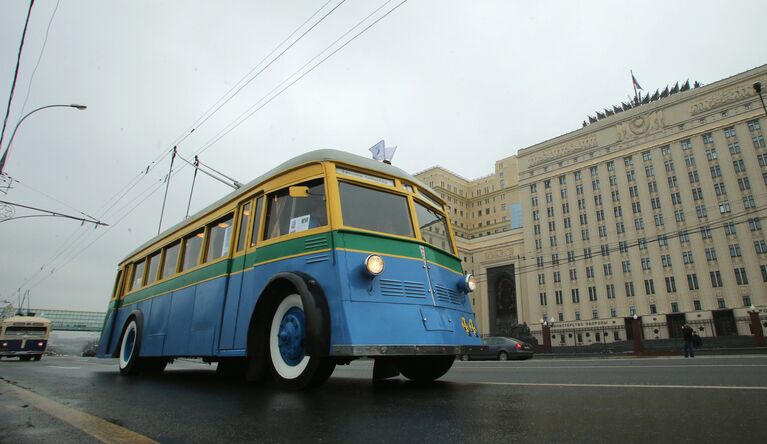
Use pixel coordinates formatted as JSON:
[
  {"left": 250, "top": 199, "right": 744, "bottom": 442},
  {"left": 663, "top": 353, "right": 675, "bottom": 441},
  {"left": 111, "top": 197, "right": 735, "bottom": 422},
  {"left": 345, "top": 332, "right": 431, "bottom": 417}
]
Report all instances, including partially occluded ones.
[
  {"left": 334, "top": 231, "right": 462, "bottom": 273},
  {"left": 114, "top": 230, "right": 461, "bottom": 307}
]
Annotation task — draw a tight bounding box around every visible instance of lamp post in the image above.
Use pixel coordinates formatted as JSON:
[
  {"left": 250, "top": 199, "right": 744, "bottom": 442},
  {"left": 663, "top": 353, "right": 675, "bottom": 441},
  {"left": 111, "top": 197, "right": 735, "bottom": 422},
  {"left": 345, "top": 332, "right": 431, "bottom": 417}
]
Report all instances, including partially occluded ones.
[
  {"left": 632, "top": 313, "right": 644, "bottom": 355},
  {"left": 540, "top": 317, "right": 553, "bottom": 353},
  {"left": 0, "top": 103, "right": 87, "bottom": 175},
  {"left": 748, "top": 304, "right": 765, "bottom": 347}
]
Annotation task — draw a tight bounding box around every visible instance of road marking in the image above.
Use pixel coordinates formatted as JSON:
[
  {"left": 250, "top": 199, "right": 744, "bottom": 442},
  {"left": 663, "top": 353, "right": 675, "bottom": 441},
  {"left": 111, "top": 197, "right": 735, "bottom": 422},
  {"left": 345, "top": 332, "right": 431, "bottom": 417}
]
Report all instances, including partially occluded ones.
[
  {"left": 1, "top": 380, "right": 158, "bottom": 444},
  {"left": 455, "top": 364, "right": 767, "bottom": 369},
  {"left": 46, "top": 366, "right": 82, "bottom": 369},
  {"left": 472, "top": 381, "right": 767, "bottom": 390}
]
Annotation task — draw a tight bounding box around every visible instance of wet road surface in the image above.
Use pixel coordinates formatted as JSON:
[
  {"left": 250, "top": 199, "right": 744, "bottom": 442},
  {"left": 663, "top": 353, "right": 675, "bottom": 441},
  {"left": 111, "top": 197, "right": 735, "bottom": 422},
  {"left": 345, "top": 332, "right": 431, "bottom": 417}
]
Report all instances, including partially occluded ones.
[{"left": 1, "top": 354, "right": 766, "bottom": 443}]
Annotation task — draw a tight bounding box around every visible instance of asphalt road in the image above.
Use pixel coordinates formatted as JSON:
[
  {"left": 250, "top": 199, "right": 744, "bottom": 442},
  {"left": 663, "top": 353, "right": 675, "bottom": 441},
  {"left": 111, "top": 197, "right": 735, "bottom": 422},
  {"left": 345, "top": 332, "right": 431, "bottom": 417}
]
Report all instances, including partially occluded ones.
[{"left": 1, "top": 354, "right": 766, "bottom": 443}]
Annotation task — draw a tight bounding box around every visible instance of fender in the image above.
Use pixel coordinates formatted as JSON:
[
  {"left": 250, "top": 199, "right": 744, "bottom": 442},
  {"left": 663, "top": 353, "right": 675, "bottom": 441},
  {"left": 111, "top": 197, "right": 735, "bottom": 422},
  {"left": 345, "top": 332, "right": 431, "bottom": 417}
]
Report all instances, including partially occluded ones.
[
  {"left": 112, "top": 310, "right": 144, "bottom": 358},
  {"left": 255, "top": 271, "right": 331, "bottom": 358}
]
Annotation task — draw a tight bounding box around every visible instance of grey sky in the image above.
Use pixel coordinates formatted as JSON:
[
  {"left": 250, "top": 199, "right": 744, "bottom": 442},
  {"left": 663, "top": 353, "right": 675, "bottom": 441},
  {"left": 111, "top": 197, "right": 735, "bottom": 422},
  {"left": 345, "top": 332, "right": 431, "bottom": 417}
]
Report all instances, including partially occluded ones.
[{"left": 0, "top": 0, "right": 765, "bottom": 311}]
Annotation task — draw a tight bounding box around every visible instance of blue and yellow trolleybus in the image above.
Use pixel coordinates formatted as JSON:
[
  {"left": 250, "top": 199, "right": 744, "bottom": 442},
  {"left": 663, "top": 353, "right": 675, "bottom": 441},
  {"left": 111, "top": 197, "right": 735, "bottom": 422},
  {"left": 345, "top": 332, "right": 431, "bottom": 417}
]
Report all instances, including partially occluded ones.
[
  {"left": 97, "top": 150, "right": 482, "bottom": 388},
  {"left": 0, "top": 314, "right": 51, "bottom": 361}
]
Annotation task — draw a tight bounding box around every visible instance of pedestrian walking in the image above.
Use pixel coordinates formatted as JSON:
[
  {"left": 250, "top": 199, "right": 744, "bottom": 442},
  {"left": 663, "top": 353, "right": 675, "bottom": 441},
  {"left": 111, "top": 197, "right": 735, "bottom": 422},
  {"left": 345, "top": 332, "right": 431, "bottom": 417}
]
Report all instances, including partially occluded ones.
[{"left": 682, "top": 324, "right": 695, "bottom": 358}]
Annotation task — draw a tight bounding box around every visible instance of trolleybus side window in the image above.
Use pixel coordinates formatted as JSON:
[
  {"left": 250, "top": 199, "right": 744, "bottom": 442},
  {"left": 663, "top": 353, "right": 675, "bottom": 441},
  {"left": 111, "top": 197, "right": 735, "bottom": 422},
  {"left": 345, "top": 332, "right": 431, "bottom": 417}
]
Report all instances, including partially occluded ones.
[
  {"left": 111, "top": 269, "right": 123, "bottom": 300},
  {"left": 206, "top": 213, "right": 234, "bottom": 261},
  {"left": 250, "top": 196, "right": 265, "bottom": 247},
  {"left": 414, "top": 200, "right": 454, "bottom": 254},
  {"left": 236, "top": 201, "right": 252, "bottom": 252},
  {"left": 146, "top": 251, "right": 161, "bottom": 285},
  {"left": 130, "top": 260, "right": 145, "bottom": 291},
  {"left": 265, "top": 179, "right": 326, "bottom": 240},
  {"left": 162, "top": 241, "right": 180, "bottom": 278},
  {"left": 338, "top": 181, "right": 414, "bottom": 237},
  {"left": 182, "top": 229, "right": 205, "bottom": 271}
]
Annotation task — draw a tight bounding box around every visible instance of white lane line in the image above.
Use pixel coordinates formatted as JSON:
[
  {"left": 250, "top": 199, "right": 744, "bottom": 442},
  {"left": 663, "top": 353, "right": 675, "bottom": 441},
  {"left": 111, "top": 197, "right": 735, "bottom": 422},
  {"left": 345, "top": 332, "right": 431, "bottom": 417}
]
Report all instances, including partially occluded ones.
[
  {"left": 472, "top": 381, "right": 767, "bottom": 390},
  {"left": 454, "top": 364, "right": 767, "bottom": 369},
  {"left": 46, "top": 366, "right": 82, "bottom": 370}
]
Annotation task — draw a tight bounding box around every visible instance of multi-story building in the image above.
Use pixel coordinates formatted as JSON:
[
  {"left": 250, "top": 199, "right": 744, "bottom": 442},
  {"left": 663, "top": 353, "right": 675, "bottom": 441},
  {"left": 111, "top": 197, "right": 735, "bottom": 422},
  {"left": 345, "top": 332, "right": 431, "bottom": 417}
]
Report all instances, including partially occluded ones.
[{"left": 416, "top": 64, "right": 767, "bottom": 343}]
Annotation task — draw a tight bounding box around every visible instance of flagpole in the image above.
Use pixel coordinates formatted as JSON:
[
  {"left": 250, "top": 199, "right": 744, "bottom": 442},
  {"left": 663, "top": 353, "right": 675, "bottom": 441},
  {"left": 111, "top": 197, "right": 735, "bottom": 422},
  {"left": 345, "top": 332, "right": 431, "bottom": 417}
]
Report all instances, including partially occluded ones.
[{"left": 631, "top": 70, "right": 639, "bottom": 104}]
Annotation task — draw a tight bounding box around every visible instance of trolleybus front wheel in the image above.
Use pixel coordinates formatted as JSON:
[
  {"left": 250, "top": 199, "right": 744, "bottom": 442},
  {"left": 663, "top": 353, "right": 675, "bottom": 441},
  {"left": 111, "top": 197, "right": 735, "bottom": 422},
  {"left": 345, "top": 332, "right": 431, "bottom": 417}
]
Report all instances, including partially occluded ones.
[
  {"left": 118, "top": 317, "right": 166, "bottom": 375},
  {"left": 398, "top": 355, "right": 455, "bottom": 382},
  {"left": 267, "top": 293, "right": 335, "bottom": 389}
]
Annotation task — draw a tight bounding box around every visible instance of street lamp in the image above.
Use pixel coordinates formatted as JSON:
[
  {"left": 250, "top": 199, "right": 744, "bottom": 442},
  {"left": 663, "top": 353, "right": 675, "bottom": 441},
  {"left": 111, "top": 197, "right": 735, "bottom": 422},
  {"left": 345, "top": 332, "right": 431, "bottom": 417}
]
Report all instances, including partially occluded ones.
[{"left": 0, "top": 103, "right": 87, "bottom": 175}]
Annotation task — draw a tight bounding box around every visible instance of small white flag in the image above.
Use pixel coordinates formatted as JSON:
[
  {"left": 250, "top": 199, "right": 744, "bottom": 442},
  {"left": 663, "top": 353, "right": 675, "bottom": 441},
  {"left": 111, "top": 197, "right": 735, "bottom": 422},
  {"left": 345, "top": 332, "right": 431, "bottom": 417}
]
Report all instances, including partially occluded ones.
[
  {"left": 369, "top": 140, "right": 385, "bottom": 161},
  {"left": 383, "top": 146, "right": 397, "bottom": 162}
]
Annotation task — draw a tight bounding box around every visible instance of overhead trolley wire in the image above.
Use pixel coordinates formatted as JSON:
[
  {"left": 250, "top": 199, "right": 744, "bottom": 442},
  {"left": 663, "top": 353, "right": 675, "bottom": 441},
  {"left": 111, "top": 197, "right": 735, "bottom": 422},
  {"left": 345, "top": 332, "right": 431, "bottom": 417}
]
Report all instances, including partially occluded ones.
[
  {"left": 193, "top": 0, "right": 409, "bottom": 158},
  {"left": 0, "top": 0, "right": 35, "bottom": 154},
  {"left": 10, "top": 0, "right": 411, "bottom": 296}
]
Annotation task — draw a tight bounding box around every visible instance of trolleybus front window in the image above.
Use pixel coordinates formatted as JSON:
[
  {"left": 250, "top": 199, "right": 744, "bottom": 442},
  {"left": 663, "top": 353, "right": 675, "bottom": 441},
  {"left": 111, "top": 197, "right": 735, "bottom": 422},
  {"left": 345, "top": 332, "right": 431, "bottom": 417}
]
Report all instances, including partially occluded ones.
[
  {"left": 265, "top": 179, "right": 326, "bottom": 239},
  {"left": 414, "top": 201, "right": 454, "bottom": 254},
  {"left": 338, "top": 181, "right": 414, "bottom": 237}
]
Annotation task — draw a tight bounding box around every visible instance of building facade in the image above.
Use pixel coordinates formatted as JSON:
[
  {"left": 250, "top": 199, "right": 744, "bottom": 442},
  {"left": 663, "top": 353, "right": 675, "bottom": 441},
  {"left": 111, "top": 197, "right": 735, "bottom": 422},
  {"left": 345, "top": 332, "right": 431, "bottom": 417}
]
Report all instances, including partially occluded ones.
[{"left": 416, "top": 64, "right": 767, "bottom": 344}]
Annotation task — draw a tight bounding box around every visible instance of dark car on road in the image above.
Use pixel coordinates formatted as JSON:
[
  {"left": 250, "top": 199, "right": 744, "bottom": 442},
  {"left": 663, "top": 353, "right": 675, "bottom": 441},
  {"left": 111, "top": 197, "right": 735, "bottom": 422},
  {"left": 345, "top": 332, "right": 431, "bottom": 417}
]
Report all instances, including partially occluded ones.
[{"left": 459, "top": 336, "right": 534, "bottom": 361}]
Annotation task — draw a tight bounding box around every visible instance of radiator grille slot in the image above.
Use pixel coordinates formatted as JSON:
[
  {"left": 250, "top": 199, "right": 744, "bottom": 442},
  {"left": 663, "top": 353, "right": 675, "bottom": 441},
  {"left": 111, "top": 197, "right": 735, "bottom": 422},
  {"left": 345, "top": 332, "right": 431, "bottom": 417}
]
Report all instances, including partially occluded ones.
[
  {"left": 304, "top": 236, "right": 328, "bottom": 250},
  {"left": 380, "top": 279, "right": 426, "bottom": 299},
  {"left": 434, "top": 284, "right": 462, "bottom": 305}
]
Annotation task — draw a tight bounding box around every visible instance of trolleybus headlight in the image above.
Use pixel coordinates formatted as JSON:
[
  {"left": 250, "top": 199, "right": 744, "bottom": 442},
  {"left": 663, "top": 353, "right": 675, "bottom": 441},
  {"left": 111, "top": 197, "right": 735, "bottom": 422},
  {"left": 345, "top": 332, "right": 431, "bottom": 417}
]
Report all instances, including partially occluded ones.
[
  {"left": 364, "top": 254, "right": 385, "bottom": 276},
  {"left": 38, "top": 342, "right": 44, "bottom": 347},
  {"left": 459, "top": 274, "right": 476, "bottom": 293}
]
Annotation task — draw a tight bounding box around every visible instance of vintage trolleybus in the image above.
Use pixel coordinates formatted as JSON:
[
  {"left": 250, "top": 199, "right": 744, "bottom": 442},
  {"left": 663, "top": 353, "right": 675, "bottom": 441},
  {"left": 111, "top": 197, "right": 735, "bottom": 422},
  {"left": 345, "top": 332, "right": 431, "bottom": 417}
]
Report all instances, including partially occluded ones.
[
  {"left": 0, "top": 314, "right": 51, "bottom": 361},
  {"left": 97, "top": 150, "right": 482, "bottom": 388}
]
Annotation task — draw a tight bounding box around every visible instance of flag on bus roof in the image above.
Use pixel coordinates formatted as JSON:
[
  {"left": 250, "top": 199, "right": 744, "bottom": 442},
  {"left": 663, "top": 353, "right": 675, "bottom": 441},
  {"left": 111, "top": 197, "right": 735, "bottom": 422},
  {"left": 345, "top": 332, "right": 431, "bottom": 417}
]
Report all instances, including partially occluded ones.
[{"left": 369, "top": 140, "right": 385, "bottom": 161}]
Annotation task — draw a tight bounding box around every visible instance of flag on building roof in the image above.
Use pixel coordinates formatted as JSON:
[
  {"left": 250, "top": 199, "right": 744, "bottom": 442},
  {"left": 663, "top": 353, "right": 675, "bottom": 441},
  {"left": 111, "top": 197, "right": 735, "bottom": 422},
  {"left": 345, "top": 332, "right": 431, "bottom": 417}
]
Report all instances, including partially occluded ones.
[{"left": 631, "top": 72, "right": 643, "bottom": 91}]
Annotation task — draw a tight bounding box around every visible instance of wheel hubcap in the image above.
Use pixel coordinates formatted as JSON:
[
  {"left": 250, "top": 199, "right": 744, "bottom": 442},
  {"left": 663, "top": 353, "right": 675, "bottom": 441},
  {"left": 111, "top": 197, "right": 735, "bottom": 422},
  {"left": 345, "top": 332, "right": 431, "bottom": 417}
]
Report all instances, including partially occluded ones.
[{"left": 277, "top": 307, "right": 305, "bottom": 366}]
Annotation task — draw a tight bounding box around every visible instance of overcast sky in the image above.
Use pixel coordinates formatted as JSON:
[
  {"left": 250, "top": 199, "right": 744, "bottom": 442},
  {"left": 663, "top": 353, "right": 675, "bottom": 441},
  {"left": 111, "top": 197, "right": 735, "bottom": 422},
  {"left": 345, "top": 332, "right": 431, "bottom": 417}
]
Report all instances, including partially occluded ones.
[{"left": 0, "top": 0, "right": 765, "bottom": 311}]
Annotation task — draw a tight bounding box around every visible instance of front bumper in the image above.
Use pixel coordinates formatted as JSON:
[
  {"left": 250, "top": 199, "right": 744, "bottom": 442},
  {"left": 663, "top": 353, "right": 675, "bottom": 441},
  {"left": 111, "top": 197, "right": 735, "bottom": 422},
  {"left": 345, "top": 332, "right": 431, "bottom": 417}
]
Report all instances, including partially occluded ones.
[
  {"left": 331, "top": 344, "right": 487, "bottom": 357},
  {"left": 0, "top": 350, "right": 43, "bottom": 357}
]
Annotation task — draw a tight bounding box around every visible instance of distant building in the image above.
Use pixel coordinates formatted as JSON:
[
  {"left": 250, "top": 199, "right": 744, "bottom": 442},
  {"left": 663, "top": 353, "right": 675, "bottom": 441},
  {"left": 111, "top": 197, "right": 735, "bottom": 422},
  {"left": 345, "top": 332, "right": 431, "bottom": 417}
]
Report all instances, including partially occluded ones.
[
  {"left": 416, "top": 64, "right": 767, "bottom": 342},
  {"left": 1, "top": 307, "right": 105, "bottom": 332}
]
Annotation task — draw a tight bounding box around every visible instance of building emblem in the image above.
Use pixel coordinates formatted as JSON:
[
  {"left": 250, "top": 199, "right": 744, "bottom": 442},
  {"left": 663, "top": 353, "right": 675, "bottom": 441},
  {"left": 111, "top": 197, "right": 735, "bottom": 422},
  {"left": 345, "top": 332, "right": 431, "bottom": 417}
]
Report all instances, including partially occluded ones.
[{"left": 615, "top": 110, "right": 664, "bottom": 141}]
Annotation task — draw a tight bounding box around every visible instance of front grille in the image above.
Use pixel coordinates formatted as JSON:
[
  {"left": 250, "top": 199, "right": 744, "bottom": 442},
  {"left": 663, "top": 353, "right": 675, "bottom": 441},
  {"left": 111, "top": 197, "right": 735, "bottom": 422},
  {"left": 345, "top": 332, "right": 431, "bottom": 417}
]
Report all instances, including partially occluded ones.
[
  {"left": 380, "top": 279, "right": 427, "bottom": 299},
  {"left": 434, "top": 283, "right": 462, "bottom": 305}
]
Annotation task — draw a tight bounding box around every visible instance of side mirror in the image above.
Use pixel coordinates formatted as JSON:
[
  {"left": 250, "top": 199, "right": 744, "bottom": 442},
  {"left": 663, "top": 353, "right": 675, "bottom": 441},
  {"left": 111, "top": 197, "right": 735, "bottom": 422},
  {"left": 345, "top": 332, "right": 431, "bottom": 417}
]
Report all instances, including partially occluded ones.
[{"left": 289, "top": 186, "right": 309, "bottom": 198}]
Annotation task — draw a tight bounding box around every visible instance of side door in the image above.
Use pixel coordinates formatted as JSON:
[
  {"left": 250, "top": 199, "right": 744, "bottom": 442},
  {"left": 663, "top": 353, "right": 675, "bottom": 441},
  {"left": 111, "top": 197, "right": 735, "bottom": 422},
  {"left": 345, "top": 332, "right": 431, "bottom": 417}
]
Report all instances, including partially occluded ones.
[{"left": 219, "top": 195, "right": 264, "bottom": 350}]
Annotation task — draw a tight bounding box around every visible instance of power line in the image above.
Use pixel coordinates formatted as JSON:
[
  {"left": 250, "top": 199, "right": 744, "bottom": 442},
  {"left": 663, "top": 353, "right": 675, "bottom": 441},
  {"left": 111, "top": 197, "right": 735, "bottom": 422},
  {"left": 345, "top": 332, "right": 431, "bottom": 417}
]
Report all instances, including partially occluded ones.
[
  {"left": 0, "top": 0, "right": 35, "bottom": 153},
  {"left": 17, "top": 0, "right": 60, "bottom": 119},
  {"left": 8, "top": 0, "right": 411, "bottom": 296},
  {"left": 193, "top": 0, "right": 408, "bottom": 158}
]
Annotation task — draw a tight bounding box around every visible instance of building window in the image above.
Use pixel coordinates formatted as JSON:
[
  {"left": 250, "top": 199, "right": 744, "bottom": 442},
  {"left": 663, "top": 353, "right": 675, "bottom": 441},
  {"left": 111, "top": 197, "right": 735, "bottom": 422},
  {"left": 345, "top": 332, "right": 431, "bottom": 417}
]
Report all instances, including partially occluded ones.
[
  {"left": 540, "top": 292, "right": 548, "bottom": 306},
  {"left": 718, "top": 298, "right": 727, "bottom": 309},
  {"left": 687, "top": 273, "right": 699, "bottom": 290},
  {"left": 644, "top": 279, "right": 655, "bottom": 295},
  {"left": 611, "top": 307, "right": 617, "bottom": 317},
  {"left": 671, "top": 302, "right": 679, "bottom": 313},
  {"left": 743, "top": 295, "right": 752, "bottom": 307},
  {"left": 706, "top": 148, "right": 718, "bottom": 161},
  {"left": 735, "top": 268, "right": 748, "bottom": 285},
  {"left": 665, "top": 276, "right": 677, "bottom": 293},
  {"left": 710, "top": 270, "right": 723, "bottom": 288},
  {"left": 724, "top": 222, "right": 737, "bottom": 236},
  {"left": 641, "top": 258, "right": 651, "bottom": 270},
  {"left": 650, "top": 304, "right": 657, "bottom": 315},
  {"left": 748, "top": 218, "right": 762, "bottom": 231},
  {"left": 755, "top": 240, "right": 767, "bottom": 254},
  {"left": 693, "top": 300, "right": 702, "bottom": 311},
  {"left": 705, "top": 247, "right": 717, "bottom": 262},
  {"left": 661, "top": 254, "right": 673, "bottom": 268},
  {"left": 700, "top": 226, "right": 713, "bottom": 239},
  {"left": 575, "top": 312, "right": 581, "bottom": 321},
  {"left": 729, "top": 244, "right": 742, "bottom": 257},
  {"left": 588, "top": 286, "right": 598, "bottom": 301},
  {"left": 604, "top": 263, "right": 613, "bottom": 276},
  {"left": 606, "top": 284, "right": 615, "bottom": 299},
  {"left": 719, "top": 202, "right": 731, "bottom": 214},
  {"left": 661, "top": 145, "right": 672, "bottom": 156},
  {"left": 711, "top": 165, "right": 722, "bottom": 178},
  {"left": 625, "top": 281, "right": 635, "bottom": 297},
  {"left": 555, "top": 290, "right": 563, "bottom": 305},
  {"left": 747, "top": 118, "right": 761, "bottom": 131},
  {"left": 682, "top": 251, "right": 694, "bottom": 264},
  {"left": 571, "top": 289, "right": 580, "bottom": 303}
]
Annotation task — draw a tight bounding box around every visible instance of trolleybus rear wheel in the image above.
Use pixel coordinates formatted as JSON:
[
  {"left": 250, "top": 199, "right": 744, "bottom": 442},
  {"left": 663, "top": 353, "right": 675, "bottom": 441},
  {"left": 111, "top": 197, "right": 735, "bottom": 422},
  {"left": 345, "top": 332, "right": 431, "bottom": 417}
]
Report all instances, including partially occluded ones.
[
  {"left": 267, "top": 293, "right": 335, "bottom": 389},
  {"left": 398, "top": 355, "right": 455, "bottom": 382}
]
